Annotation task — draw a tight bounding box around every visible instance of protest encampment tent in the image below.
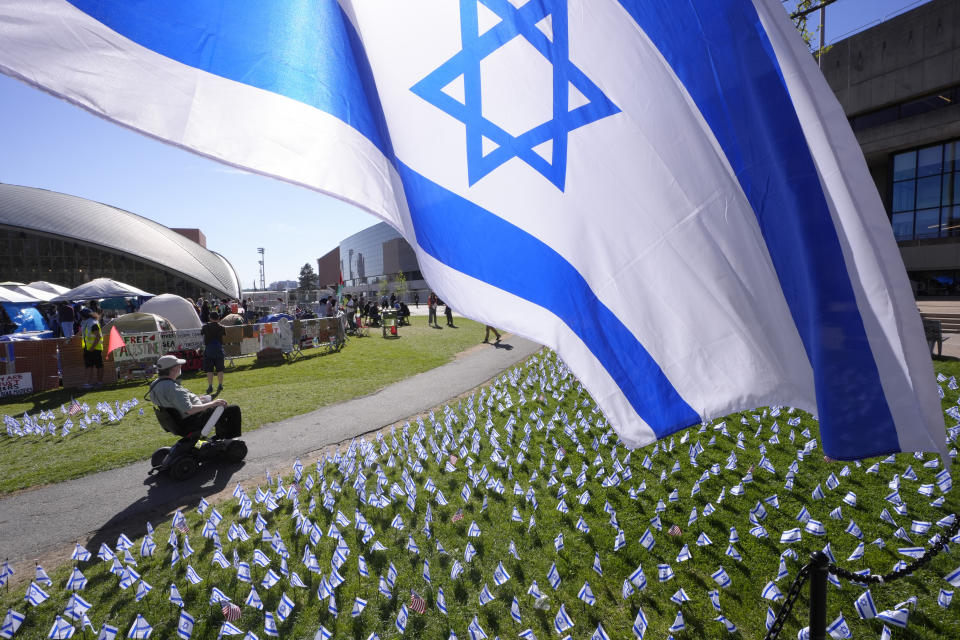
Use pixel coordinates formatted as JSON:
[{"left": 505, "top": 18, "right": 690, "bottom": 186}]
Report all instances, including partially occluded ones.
[
  {"left": 103, "top": 312, "right": 175, "bottom": 334},
  {"left": 51, "top": 278, "right": 152, "bottom": 302},
  {"left": 139, "top": 294, "right": 201, "bottom": 330},
  {"left": 220, "top": 314, "right": 245, "bottom": 326}
]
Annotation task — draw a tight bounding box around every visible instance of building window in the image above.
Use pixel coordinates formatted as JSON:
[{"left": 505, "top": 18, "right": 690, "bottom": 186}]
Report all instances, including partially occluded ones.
[{"left": 890, "top": 140, "right": 959, "bottom": 241}]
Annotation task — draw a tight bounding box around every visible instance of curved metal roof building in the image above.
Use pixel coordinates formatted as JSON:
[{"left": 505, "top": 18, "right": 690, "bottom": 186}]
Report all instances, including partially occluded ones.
[{"left": 0, "top": 183, "right": 240, "bottom": 298}]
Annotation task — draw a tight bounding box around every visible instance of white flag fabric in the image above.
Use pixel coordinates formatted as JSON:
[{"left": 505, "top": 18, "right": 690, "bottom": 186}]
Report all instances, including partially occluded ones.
[{"left": 0, "top": 0, "right": 946, "bottom": 458}]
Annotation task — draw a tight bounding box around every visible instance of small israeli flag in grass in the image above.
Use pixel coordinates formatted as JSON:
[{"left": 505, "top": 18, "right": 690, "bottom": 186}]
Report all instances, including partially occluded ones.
[
  {"left": 854, "top": 590, "right": 877, "bottom": 619},
  {"left": 668, "top": 610, "right": 685, "bottom": 633},
  {"left": 72, "top": 544, "right": 92, "bottom": 562},
  {"left": 622, "top": 579, "right": 635, "bottom": 599},
  {"left": 2, "top": 608, "right": 26, "bottom": 639},
  {"left": 176, "top": 611, "right": 194, "bottom": 640},
  {"left": 876, "top": 609, "right": 909, "bottom": 629},
  {"left": 245, "top": 588, "right": 264, "bottom": 610},
  {"left": 127, "top": 614, "right": 153, "bottom": 639},
  {"left": 762, "top": 581, "right": 783, "bottom": 602},
  {"left": 184, "top": 565, "right": 203, "bottom": 585},
  {"left": 676, "top": 544, "right": 692, "bottom": 562},
  {"left": 578, "top": 582, "right": 596, "bottom": 606},
  {"left": 478, "top": 584, "right": 495, "bottom": 606},
  {"left": 437, "top": 587, "right": 448, "bottom": 615},
  {"left": 657, "top": 564, "right": 675, "bottom": 582},
  {"left": 260, "top": 569, "right": 280, "bottom": 589},
  {"left": 553, "top": 604, "right": 574, "bottom": 634},
  {"left": 63, "top": 593, "right": 92, "bottom": 622},
  {"left": 846, "top": 521, "right": 863, "bottom": 539},
  {"left": 629, "top": 565, "right": 646, "bottom": 590},
  {"left": 276, "top": 592, "right": 295, "bottom": 622},
  {"left": 395, "top": 604, "right": 408, "bottom": 634},
  {"left": 494, "top": 562, "right": 511, "bottom": 585},
  {"left": 25, "top": 581, "right": 50, "bottom": 606},
  {"left": 638, "top": 529, "right": 655, "bottom": 551},
  {"left": 939, "top": 589, "right": 953, "bottom": 608},
  {"left": 47, "top": 615, "right": 75, "bottom": 639},
  {"left": 633, "top": 608, "right": 648, "bottom": 639},
  {"left": 548, "top": 564, "right": 561, "bottom": 590},
  {"left": 780, "top": 528, "right": 802, "bottom": 544},
  {"left": 66, "top": 567, "right": 88, "bottom": 591},
  {"left": 726, "top": 545, "right": 743, "bottom": 561},
  {"left": 264, "top": 612, "right": 279, "bottom": 637},
  {"left": 467, "top": 616, "right": 487, "bottom": 640},
  {"left": 712, "top": 567, "right": 731, "bottom": 588},
  {"left": 511, "top": 597, "right": 522, "bottom": 623},
  {"left": 670, "top": 588, "right": 690, "bottom": 604}
]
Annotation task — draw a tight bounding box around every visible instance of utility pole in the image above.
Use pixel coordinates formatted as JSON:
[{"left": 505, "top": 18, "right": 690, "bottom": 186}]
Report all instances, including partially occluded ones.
[
  {"left": 257, "top": 247, "right": 265, "bottom": 290},
  {"left": 789, "top": 0, "right": 836, "bottom": 67}
]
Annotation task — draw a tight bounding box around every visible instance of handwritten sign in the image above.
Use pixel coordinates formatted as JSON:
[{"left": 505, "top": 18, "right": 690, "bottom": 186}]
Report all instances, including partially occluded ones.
[{"left": 0, "top": 372, "right": 32, "bottom": 398}]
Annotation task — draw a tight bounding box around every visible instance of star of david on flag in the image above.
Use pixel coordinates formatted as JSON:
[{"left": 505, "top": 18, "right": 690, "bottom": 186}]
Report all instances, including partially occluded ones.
[{"left": 411, "top": 0, "right": 618, "bottom": 190}]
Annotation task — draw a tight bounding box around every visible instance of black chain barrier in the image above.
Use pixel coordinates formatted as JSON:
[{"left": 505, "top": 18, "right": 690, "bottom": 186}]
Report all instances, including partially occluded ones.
[{"left": 763, "top": 513, "right": 959, "bottom": 640}]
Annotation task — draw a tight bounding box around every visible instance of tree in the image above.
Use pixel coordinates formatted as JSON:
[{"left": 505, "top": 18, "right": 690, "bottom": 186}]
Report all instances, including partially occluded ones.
[
  {"left": 789, "top": 0, "right": 832, "bottom": 57},
  {"left": 298, "top": 263, "right": 317, "bottom": 291},
  {"left": 377, "top": 276, "right": 390, "bottom": 300},
  {"left": 394, "top": 271, "right": 408, "bottom": 302}
]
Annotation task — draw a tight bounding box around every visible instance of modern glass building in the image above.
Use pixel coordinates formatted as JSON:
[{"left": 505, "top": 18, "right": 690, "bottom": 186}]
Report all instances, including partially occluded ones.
[
  {"left": 0, "top": 183, "right": 241, "bottom": 299},
  {"left": 821, "top": 0, "right": 960, "bottom": 295},
  {"left": 339, "top": 221, "right": 426, "bottom": 300}
]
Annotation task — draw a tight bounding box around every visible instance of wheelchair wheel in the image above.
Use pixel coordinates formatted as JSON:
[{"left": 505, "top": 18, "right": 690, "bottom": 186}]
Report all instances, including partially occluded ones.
[
  {"left": 169, "top": 455, "right": 199, "bottom": 481},
  {"left": 151, "top": 448, "right": 171, "bottom": 468},
  {"left": 225, "top": 440, "right": 248, "bottom": 462}
]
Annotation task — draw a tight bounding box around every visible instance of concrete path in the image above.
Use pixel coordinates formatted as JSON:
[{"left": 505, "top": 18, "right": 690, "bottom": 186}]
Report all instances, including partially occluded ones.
[{"left": 0, "top": 335, "right": 540, "bottom": 576}]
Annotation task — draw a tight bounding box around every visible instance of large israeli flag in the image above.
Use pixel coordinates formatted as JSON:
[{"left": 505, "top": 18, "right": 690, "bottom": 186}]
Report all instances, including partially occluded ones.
[{"left": 0, "top": 0, "right": 946, "bottom": 459}]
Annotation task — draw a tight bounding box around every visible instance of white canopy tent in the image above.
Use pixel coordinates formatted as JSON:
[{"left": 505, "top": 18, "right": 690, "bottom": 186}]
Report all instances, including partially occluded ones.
[
  {"left": 26, "top": 281, "right": 71, "bottom": 296},
  {"left": 51, "top": 277, "right": 152, "bottom": 302},
  {"left": 12, "top": 285, "right": 58, "bottom": 302},
  {"left": 0, "top": 286, "right": 39, "bottom": 303}
]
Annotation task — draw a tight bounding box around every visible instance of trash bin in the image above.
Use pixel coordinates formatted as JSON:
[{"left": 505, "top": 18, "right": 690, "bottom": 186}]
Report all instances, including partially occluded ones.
[{"left": 382, "top": 311, "right": 398, "bottom": 338}]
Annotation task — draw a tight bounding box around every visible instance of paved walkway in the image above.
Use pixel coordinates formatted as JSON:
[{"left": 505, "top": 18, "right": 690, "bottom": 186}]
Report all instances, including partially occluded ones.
[{"left": 0, "top": 334, "right": 540, "bottom": 576}]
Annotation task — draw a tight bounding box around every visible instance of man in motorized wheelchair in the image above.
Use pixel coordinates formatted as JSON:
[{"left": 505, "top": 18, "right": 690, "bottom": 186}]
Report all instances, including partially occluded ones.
[{"left": 147, "top": 354, "right": 247, "bottom": 479}]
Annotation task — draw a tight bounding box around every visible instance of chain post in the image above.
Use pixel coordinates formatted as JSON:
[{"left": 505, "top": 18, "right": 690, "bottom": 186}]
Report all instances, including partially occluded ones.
[{"left": 808, "top": 551, "right": 829, "bottom": 640}]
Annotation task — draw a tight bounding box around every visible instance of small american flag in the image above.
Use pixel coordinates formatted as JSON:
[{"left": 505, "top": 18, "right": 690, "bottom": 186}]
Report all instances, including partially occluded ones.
[
  {"left": 409, "top": 590, "right": 426, "bottom": 614},
  {"left": 175, "top": 521, "right": 190, "bottom": 535},
  {"left": 222, "top": 602, "right": 242, "bottom": 621},
  {"left": 667, "top": 524, "right": 682, "bottom": 537},
  {"left": 449, "top": 455, "right": 458, "bottom": 466},
  {"left": 68, "top": 398, "right": 83, "bottom": 416},
  {"left": 451, "top": 508, "right": 464, "bottom": 523}
]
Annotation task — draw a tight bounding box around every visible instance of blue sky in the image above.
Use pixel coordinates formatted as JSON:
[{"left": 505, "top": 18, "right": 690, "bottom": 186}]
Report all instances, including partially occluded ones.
[{"left": 0, "top": 0, "right": 930, "bottom": 290}]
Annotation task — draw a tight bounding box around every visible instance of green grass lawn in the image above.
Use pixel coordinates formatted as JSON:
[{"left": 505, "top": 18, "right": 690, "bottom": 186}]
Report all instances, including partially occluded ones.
[
  {"left": 0, "top": 316, "right": 487, "bottom": 493},
  {"left": 2, "top": 351, "right": 959, "bottom": 639}
]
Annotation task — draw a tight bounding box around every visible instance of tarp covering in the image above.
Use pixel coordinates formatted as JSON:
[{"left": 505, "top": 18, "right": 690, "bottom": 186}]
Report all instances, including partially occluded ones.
[
  {"left": 51, "top": 277, "right": 152, "bottom": 302},
  {"left": 12, "top": 285, "right": 58, "bottom": 302},
  {"left": 139, "top": 294, "right": 202, "bottom": 330},
  {"left": 1, "top": 303, "right": 47, "bottom": 332},
  {"left": 220, "top": 313, "right": 245, "bottom": 326},
  {"left": 103, "top": 312, "right": 175, "bottom": 334}
]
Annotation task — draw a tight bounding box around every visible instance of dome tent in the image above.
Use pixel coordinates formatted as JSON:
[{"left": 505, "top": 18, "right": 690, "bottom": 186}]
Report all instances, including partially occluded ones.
[
  {"left": 103, "top": 312, "right": 174, "bottom": 334},
  {"left": 139, "top": 294, "right": 201, "bottom": 330}
]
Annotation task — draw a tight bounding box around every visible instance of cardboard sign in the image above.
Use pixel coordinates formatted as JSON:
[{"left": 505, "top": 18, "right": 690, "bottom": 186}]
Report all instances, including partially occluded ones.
[
  {"left": 0, "top": 372, "right": 32, "bottom": 397},
  {"left": 113, "top": 332, "right": 162, "bottom": 363}
]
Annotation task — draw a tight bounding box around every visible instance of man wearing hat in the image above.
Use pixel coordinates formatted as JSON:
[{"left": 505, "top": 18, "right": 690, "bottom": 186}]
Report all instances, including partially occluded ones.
[{"left": 149, "top": 354, "right": 241, "bottom": 439}]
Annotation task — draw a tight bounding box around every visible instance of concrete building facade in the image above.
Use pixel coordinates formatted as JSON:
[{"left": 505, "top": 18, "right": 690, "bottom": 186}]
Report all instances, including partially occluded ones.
[{"left": 821, "top": 0, "right": 960, "bottom": 295}]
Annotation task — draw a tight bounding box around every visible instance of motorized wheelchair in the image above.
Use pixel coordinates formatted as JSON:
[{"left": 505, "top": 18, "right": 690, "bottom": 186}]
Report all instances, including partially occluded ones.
[{"left": 149, "top": 402, "right": 248, "bottom": 481}]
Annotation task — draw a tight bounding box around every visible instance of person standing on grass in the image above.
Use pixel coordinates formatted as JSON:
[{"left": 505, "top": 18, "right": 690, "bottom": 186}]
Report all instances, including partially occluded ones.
[
  {"left": 483, "top": 325, "right": 501, "bottom": 344},
  {"left": 202, "top": 311, "right": 227, "bottom": 394},
  {"left": 445, "top": 302, "right": 455, "bottom": 327},
  {"left": 428, "top": 292, "right": 438, "bottom": 327},
  {"left": 80, "top": 307, "right": 104, "bottom": 388}
]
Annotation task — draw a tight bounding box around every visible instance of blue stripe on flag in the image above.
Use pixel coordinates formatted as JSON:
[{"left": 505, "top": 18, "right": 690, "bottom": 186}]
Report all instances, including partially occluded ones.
[
  {"left": 617, "top": 0, "right": 900, "bottom": 458},
  {"left": 66, "top": 0, "right": 392, "bottom": 156},
  {"left": 396, "top": 161, "right": 700, "bottom": 437}
]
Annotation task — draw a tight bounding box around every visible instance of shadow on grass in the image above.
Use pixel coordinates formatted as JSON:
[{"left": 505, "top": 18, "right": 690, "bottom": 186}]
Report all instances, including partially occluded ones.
[{"left": 84, "top": 459, "right": 244, "bottom": 559}]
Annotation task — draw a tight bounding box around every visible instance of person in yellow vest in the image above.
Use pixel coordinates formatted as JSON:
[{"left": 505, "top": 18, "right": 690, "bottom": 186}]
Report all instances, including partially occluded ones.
[{"left": 80, "top": 307, "right": 104, "bottom": 388}]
